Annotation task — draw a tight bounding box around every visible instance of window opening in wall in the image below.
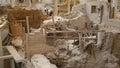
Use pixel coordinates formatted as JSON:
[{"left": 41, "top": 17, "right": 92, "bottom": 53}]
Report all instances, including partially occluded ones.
[{"left": 91, "top": 5, "right": 97, "bottom": 13}]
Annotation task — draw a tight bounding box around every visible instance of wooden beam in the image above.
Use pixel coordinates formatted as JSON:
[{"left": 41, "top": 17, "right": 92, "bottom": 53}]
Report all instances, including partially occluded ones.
[
  {"left": 53, "top": 0, "right": 58, "bottom": 15},
  {"left": 47, "top": 36, "right": 96, "bottom": 39},
  {"left": 25, "top": 34, "right": 30, "bottom": 59},
  {"left": 28, "top": 0, "right": 32, "bottom": 7},
  {"left": 42, "top": 0, "right": 47, "bottom": 3},
  {"left": 26, "top": 16, "right": 30, "bottom": 33},
  {"left": 67, "top": 0, "right": 71, "bottom": 13},
  {"left": 46, "top": 30, "right": 104, "bottom": 33},
  {"left": 11, "top": 0, "right": 15, "bottom": 8},
  {"left": 74, "top": 0, "right": 77, "bottom": 5},
  {"left": 11, "top": 59, "right": 15, "bottom": 68},
  {"left": 15, "top": 20, "right": 26, "bottom": 23},
  {"left": 6, "top": 46, "right": 24, "bottom": 63},
  {"left": 0, "top": 55, "right": 13, "bottom": 59},
  {"left": 31, "top": 0, "right": 37, "bottom": 6},
  {"left": 26, "top": 16, "right": 30, "bottom": 59}
]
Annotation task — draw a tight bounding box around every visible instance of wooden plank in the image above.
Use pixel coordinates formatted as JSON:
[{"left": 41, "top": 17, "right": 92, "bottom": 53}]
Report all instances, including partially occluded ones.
[
  {"left": 67, "top": 0, "right": 71, "bottom": 13},
  {"left": 0, "top": 55, "right": 13, "bottom": 59},
  {"left": 53, "top": 0, "right": 58, "bottom": 15},
  {"left": 6, "top": 46, "right": 24, "bottom": 63},
  {"left": 26, "top": 16, "right": 30, "bottom": 33},
  {"left": 74, "top": 0, "right": 77, "bottom": 5},
  {"left": 47, "top": 30, "right": 104, "bottom": 33},
  {"left": 15, "top": 20, "right": 26, "bottom": 23},
  {"left": 11, "top": 0, "right": 15, "bottom": 8},
  {"left": 26, "top": 34, "right": 30, "bottom": 59}
]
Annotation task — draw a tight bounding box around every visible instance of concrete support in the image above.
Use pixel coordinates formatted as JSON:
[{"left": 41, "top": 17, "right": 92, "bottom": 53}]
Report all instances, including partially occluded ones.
[
  {"left": 11, "top": 0, "right": 15, "bottom": 8},
  {"left": 67, "top": 0, "right": 71, "bottom": 13},
  {"left": 53, "top": 0, "right": 58, "bottom": 16},
  {"left": 0, "top": 30, "right": 3, "bottom": 68}
]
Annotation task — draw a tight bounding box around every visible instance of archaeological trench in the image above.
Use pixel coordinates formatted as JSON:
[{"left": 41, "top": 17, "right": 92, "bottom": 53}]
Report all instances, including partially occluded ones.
[{"left": 0, "top": 0, "right": 120, "bottom": 68}]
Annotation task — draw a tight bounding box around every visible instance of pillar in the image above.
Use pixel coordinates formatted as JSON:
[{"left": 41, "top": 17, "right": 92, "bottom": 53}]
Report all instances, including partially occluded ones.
[
  {"left": 0, "top": 30, "right": 3, "bottom": 68},
  {"left": 11, "top": 0, "right": 15, "bottom": 8},
  {"left": 67, "top": 0, "right": 71, "bottom": 13},
  {"left": 28, "top": 0, "right": 32, "bottom": 7},
  {"left": 97, "top": 31, "right": 105, "bottom": 48},
  {"left": 11, "top": 59, "right": 15, "bottom": 68},
  {"left": 31, "top": 0, "right": 37, "bottom": 6},
  {"left": 53, "top": 0, "right": 58, "bottom": 16},
  {"left": 74, "top": 0, "right": 77, "bottom": 5},
  {"left": 42, "top": 0, "right": 46, "bottom": 3}
]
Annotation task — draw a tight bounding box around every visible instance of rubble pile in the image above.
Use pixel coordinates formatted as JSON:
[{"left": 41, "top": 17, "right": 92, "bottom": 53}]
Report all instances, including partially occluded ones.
[
  {"left": 1, "top": 1, "right": 120, "bottom": 68},
  {"left": 43, "top": 4, "right": 91, "bottom": 31},
  {"left": 45, "top": 32, "right": 119, "bottom": 68},
  {"left": 26, "top": 54, "right": 57, "bottom": 68},
  {"left": 43, "top": 16, "right": 69, "bottom": 31},
  {"left": 100, "top": 20, "right": 120, "bottom": 33}
]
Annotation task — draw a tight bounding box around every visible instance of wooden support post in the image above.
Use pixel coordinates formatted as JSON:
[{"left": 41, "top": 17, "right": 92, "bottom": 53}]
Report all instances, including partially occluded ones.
[
  {"left": 25, "top": 34, "right": 30, "bottom": 59},
  {"left": 11, "top": 59, "right": 15, "bottom": 68},
  {"left": 97, "top": 32, "right": 104, "bottom": 47},
  {"left": 26, "top": 16, "right": 30, "bottom": 33},
  {"left": 79, "top": 32, "right": 82, "bottom": 46},
  {"left": 52, "top": 15, "right": 56, "bottom": 39},
  {"left": 74, "top": 0, "right": 77, "bottom": 5},
  {"left": 31, "top": 0, "right": 37, "bottom": 6},
  {"left": 28, "top": 0, "right": 32, "bottom": 7},
  {"left": 11, "top": 0, "right": 15, "bottom": 8},
  {"left": 67, "top": 0, "right": 71, "bottom": 13},
  {"left": 6, "top": 46, "right": 24, "bottom": 63},
  {"left": 0, "top": 55, "right": 12, "bottom": 59},
  {"left": 53, "top": 0, "right": 58, "bottom": 16},
  {"left": 26, "top": 16, "right": 30, "bottom": 59},
  {"left": 42, "top": 0, "right": 46, "bottom": 3},
  {"left": 0, "top": 30, "right": 3, "bottom": 68}
]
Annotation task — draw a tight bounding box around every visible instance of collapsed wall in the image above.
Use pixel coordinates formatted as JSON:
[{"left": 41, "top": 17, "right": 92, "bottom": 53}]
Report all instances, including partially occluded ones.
[
  {"left": 42, "top": 2, "right": 120, "bottom": 68},
  {"left": 6, "top": 1, "right": 120, "bottom": 68}
]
